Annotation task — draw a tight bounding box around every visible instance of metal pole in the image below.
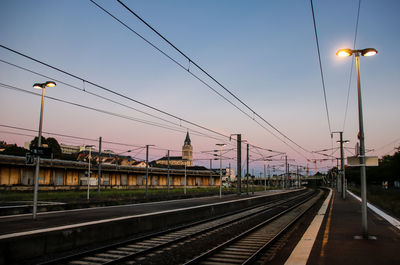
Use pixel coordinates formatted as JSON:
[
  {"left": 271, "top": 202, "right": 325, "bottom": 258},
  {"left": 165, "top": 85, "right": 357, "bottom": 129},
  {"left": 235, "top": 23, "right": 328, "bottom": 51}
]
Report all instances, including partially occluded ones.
[
  {"left": 285, "top": 155, "right": 288, "bottom": 189},
  {"left": 336, "top": 158, "right": 339, "bottom": 190},
  {"left": 210, "top": 159, "right": 212, "bottom": 187},
  {"left": 237, "top": 134, "right": 241, "bottom": 195},
  {"left": 87, "top": 147, "right": 91, "bottom": 200},
  {"left": 229, "top": 163, "right": 231, "bottom": 185},
  {"left": 252, "top": 168, "right": 254, "bottom": 195},
  {"left": 356, "top": 53, "right": 368, "bottom": 238},
  {"left": 167, "top": 150, "right": 170, "bottom": 193},
  {"left": 339, "top": 132, "right": 346, "bottom": 199},
  {"left": 264, "top": 162, "right": 266, "bottom": 191},
  {"left": 98, "top": 137, "right": 102, "bottom": 196},
  {"left": 145, "top": 145, "right": 149, "bottom": 199},
  {"left": 246, "top": 143, "right": 249, "bottom": 195},
  {"left": 219, "top": 146, "right": 222, "bottom": 198},
  {"left": 184, "top": 163, "right": 187, "bottom": 195},
  {"left": 33, "top": 87, "right": 45, "bottom": 220}
]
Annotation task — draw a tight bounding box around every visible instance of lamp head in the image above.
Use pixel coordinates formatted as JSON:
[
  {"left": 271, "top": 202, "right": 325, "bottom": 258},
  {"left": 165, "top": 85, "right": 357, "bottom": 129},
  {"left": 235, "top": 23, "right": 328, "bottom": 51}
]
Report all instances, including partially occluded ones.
[
  {"left": 33, "top": 81, "right": 56, "bottom": 90},
  {"left": 336, "top": 49, "right": 353, "bottom": 57},
  {"left": 33, "top": 83, "right": 44, "bottom": 89},
  {"left": 45, "top": 81, "right": 56, "bottom": 87},
  {"left": 361, "top": 48, "right": 378, "bottom": 57}
]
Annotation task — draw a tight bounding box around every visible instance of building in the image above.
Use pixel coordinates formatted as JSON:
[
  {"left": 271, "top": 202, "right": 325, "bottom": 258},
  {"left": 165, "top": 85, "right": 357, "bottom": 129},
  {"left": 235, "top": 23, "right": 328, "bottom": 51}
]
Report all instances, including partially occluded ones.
[
  {"left": 60, "top": 144, "right": 82, "bottom": 154},
  {"left": 154, "top": 132, "right": 193, "bottom": 167},
  {"left": 182, "top": 132, "right": 193, "bottom": 166}
]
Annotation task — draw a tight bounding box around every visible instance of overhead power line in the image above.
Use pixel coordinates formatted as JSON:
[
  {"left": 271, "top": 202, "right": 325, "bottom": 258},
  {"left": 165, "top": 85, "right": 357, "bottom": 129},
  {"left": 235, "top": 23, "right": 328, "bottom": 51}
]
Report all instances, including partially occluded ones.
[
  {"left": 310, "top": 0, "right": 332, "bottom": 135},
  {"left": 0, "top": 82, "right": 228, "bottom": 143},
  {"left": 0, "top": 44, "right": 230, "bottom": 142},
  {"left": 90, "top": 0, "right": 311, "bottom": 157},
  {"left": 342, "top": 0, "right": 361, "bottom": 132},
  {"left": 0, "top": 46, "right": 290, "bottom": 158},
  {"left": 0, "top": 59, "right": 233, "bottom": 146}
]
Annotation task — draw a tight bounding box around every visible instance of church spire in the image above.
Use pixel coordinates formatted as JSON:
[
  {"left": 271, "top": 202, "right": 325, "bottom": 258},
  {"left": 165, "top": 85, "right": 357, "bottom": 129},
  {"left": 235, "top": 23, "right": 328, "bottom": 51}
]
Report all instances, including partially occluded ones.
[{"left": 184, "top": 131, "right": 191, "bottom": 146}]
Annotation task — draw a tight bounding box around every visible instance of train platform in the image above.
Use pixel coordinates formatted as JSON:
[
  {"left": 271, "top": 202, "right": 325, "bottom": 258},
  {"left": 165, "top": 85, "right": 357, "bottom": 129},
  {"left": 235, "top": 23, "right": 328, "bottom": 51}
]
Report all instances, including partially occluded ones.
[
  {"left": 285, "top": 188, "right": 400, "bottom": 265},
  {"left": 0, "top": 189, "right": 288, "bottom": 238}
]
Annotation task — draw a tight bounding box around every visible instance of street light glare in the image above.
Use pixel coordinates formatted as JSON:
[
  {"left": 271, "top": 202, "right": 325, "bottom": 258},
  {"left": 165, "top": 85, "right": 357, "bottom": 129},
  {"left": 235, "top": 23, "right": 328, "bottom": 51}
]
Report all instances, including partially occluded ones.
[
  {"left": 33, "top": 83, "right": 44, "bottom": 89},
  {"left": 336, "top": 49, "right": 352, "bottom": 57},
  {"left": 45, "top": 81, "right": 56, "bottom": 87},
  {"left": 362, "top": 48, "right": 378, "bottom": 57},
  {"left": 33, "top": 81, "right": 57, "bottom": 89}
]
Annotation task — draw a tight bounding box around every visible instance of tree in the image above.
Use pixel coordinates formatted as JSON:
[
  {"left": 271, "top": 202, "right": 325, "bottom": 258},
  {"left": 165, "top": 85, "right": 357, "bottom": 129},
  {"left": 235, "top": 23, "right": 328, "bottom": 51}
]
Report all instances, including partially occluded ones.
[
  {"left": 46, "top": 137, "right": 62, "bottom": 158},
  {"left": 30, "top": 136, "right": 62, "bottom": 158},
  {"left": 1, "top": 144, "right": 28, "bottom": 156},
  {"left": 346, "top": 146, "right": 400, "bottom": 186},
  {"left": 30, "top": 136, "right": 47, "bottom": 149}
]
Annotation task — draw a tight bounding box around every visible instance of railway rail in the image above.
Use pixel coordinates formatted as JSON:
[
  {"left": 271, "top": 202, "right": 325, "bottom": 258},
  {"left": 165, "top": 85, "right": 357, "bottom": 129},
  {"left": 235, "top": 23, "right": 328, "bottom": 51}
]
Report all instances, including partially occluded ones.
[
  {"left": 37, "top": 189, "right": 321, "bottom": 265},
  {"left": 185, "top": 189, "right": 323, "bottom": 265}
]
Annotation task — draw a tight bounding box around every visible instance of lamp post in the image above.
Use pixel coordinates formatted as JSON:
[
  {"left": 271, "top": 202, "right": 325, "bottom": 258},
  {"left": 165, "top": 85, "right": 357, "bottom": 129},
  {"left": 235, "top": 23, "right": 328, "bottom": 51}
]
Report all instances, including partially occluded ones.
[
  {"left": 184, "top": 160, "right": 187, "bottom": 195},
  {"left": 85, "top": 145, "right": 94, "bottom": 200},
  {"left": 32, "top": 81, "right": 56, "bottom": 220},
  {"left": 337, "top": 47, "right": 377, "bottom": 239},
  {"left": 145, "top": 145, "right": 154, "bottom": 199},
  {"left": 216, "top": 143, "right": 226, "bottom": 198}
]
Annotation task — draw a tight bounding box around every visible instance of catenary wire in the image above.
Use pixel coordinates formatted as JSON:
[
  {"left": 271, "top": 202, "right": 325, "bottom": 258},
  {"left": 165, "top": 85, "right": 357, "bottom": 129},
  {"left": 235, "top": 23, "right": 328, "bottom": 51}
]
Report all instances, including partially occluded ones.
[
  {"left": 0, "top": 60, "right": 233, "bottom": 146},
  {"left": 90, "top": 0, "right": 312, "bottom": 157},
  {"left": 342, "top": 0, "right": 361, "bottom": 131},
  {"left": 0, "top": 82, "right": 232, "bottom": 144},
  {"left": 310, "top": 0, "right": 332, "bottom": 135},
  {"left": 0, "top": 55, "right": 289, "bottom": 159},
  {"left": 0, "top": 59, "right": 185, "bottom": 131},
  {"left": 0, "top": 44, "right": 231, "bottom": 142}
]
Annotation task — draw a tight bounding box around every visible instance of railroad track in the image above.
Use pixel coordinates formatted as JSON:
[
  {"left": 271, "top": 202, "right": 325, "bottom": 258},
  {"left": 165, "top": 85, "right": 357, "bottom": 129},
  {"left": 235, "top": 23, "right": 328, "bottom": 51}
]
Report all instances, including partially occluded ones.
[
  {"left": 38, "top": 189, "right": 318, "bottom": 265},
  {"left": 184, "top": 189, "right": 323, "bottom": 265}
]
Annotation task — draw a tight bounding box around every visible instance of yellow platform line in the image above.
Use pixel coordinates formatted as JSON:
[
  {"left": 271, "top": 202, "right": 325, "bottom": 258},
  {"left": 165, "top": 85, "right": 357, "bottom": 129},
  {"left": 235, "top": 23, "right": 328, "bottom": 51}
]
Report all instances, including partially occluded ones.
[{"left": 284, "top": 188, "right": 332, "bottom": 265}]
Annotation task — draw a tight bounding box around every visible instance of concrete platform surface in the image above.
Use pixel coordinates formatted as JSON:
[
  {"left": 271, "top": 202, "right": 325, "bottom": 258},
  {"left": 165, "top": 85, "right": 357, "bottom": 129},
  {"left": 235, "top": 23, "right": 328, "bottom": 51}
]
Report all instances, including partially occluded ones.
[{"left": 291, "top": 188, "right": 400, "bottom": 265}]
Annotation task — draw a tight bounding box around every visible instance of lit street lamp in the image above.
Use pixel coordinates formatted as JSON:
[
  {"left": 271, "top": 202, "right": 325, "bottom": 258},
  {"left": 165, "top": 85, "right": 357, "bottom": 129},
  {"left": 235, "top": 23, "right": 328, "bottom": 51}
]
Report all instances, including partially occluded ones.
[
  {"left": 32, "top": 81, "right": 56, "bottom": 220},
  {"left": 336, "top": 47, "right": 377, "bottom": 239},
  {"left": 216, "top": 143, "right": 226, "bottom": 198}
]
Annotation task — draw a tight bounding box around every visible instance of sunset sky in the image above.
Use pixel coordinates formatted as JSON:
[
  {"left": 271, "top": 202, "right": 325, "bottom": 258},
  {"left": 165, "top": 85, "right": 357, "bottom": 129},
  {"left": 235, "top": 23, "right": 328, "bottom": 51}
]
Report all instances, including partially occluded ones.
[{"left": 1, "top": 0, "right": 399, "bottom": 176}]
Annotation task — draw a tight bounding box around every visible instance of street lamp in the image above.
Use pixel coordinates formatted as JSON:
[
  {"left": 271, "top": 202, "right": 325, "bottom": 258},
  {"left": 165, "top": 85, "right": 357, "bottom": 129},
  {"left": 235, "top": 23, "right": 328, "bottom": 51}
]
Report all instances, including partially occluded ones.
[
  {"left": 216, "top": 143, "right": 226, "bottom": 198},
  {"left": 32, "top": 81, "right": 56, "bottom": 220},
  {"left": 145, "top": 145, "right": 154, "bottom": 199},
  {"left": 85, "top": 145, "right": 95, "bottom": 200},
  {"left": 184, "top": 159, "right": 187, "bottom": 195},
  {"left": 336, "top": 47, "right": 377, "bottom": 239}
]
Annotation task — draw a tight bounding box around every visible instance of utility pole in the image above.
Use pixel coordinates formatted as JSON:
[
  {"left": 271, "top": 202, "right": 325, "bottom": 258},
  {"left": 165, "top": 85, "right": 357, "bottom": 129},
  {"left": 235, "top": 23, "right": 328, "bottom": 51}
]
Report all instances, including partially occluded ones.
[
  {"left": 246, "top": 143, "right": 249, "bottom": 195},
  {"left": 216, "top": 143, "right": 226, "bottom": 198},
  {"left": 210, "top": 159, "right": 213, "bottom": 187},
  {"left": 285, "top": 155, "right": 288, "bottom": 189},
  {"left": 229, "top": 163, "right": 231, "bottom": 184},
  {"left": 85, "top": 145, "right": 94, "bottom": 200},
  {"left": 167, "top": 150, "right": 170, "bottom": 194},
  {"left": 145, "top": 144, "right": 154, "bottom": 199},
  {"left": 333, "top": 131, "right": 348, "bottom": 199},
  {"left": 184, "top": 162, "right": 187, "bottom": 195},
  {"left": 339, "top": 132, "right": 346, "bottom": 199},
  {"left": 264, "top": 162, "right": 266, "bottom": 191},
  {"left": 97, "top": 137, "right": 102, "bottom": 196},
  {"left": 237, "top": 134, "right": 242, "bottom": 195},
  {"left": 252, "top": 168, "right": 254, "bottom": 195},
  {"left": 336, "top": 158, "right": 341, "bottom": 192}
]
